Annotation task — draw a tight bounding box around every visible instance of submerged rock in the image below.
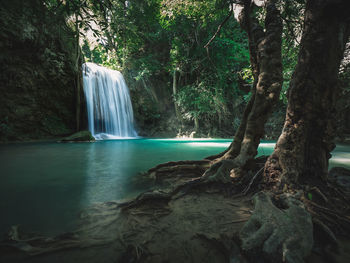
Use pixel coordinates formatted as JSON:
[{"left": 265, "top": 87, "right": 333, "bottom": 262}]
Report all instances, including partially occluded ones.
[{"left": 60, "top": 131, "right": 95, "bottom": 142}]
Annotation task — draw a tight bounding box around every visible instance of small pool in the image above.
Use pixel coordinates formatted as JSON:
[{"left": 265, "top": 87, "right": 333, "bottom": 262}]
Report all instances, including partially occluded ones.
[{"left": 0, "top": 139, "right": 349, "bottom": 236}]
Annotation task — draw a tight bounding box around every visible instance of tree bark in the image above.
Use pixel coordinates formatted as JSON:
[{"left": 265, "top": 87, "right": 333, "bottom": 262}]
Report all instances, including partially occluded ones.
[
  {"left": 172, "top": 69, "right": 181, "bottom": 122},
  {"left": 194, "top": 115, "right": 199, "bottom": 132},
  {"left": 205, "top": 0, "right": 283, "bottom": 173},
  {"left": 235, "top": 0, "right": 283, "bottom": 167},
  {"left": 264, "top": 0, "right": 350, "bottom": 189},
  {"left": 75, "top": 13, "right": 81, "bottom": 132}
]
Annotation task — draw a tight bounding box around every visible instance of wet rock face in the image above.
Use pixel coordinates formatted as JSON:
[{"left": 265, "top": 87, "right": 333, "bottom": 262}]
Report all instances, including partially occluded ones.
[{"left": 0, "top": 0, "right": 79, "bottom": 142}]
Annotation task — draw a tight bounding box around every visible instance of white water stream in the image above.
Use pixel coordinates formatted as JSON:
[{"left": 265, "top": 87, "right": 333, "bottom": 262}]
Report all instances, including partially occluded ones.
[{"left": 82, "top": 63, "right": 137, "bottom": 139}]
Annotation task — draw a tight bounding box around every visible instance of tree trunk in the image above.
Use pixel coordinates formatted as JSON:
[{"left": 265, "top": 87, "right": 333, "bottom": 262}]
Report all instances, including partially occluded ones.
[
  {"left": 172, "top": 69, "right": 181, "bottom": 122},
  {"left": 264, "top": 0, "right": 350, "bottom": 189},
  {"left": 75, "top": 13, "right": 81, "bottom": 132},
  {"left": 194, "top": 115, "right": 199, "bottom": 132},
  {"left": 205, "top": 0, "right": 283, "bottom": 173}
]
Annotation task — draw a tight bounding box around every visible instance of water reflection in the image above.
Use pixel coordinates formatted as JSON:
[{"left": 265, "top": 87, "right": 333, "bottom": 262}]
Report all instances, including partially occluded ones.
[{"left": 81, "top": 140, "right": 145, "bottom": 207}]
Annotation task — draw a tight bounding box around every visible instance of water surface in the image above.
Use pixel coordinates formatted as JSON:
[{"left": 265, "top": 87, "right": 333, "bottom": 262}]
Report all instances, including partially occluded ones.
[{"left": 0, "top": 139, "right": 349, "bottom": 236}]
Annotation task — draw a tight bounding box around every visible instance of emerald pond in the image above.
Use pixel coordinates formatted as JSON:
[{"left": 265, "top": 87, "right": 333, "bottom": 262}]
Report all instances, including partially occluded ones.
[{"left": 0, "top": 139, "right": 349, "bottom": 237}]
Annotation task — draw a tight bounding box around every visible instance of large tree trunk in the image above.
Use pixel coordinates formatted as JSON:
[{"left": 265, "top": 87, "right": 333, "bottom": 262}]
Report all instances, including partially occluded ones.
[
  {"left": 233, "top": 0, "right": 283, "bottom": 167},
  {"left": 264, "top": 0, "right": 350, "bottom": 189},
  {"left": 204, "top": 0, "right": 283, "bottom": 179}
]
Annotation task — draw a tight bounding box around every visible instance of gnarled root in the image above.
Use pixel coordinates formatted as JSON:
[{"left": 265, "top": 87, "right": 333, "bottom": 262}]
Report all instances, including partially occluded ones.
[
  {"left": 1, "top": 225, "right": 108, "bottom": 256},
  {"left": 240, "top": 191, "right": 313, "bottom": 263},
  {"left": 304, "top": 198, "right": 350, "bottom": 234},
  {"left": 143, "top": 157, "right": 242, "bottom": 191},
  {"left": 144, "top": 160, "right": 211, "bottom": 187},
  {"left": 202, "top": 159, "right": 240, "bottom": 183}
]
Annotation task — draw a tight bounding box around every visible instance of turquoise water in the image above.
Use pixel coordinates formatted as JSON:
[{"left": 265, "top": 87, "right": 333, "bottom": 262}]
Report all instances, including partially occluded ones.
[{"left": 0, "top": 139, "right": 349, "bottom": 236}]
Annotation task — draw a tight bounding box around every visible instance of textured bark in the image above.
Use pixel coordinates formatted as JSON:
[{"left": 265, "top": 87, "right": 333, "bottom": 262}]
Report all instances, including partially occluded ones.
[
  {"left": 234, "top": 1, "right": 283, "bottom": 167},
  {"left": 264, "top": 0, "right": 350, "bottom": 188},
  {"left": 75, "top": 13, "right": 81, "bottom": 132},
  {"left": 205, "top": 0, "right": 283, "bottom": 175},
  {"left": 221, "top": 88, "right": 257, "bottom": 160},
  {"left": 172, "top": 70, "right": 181, "bottom": 122}
]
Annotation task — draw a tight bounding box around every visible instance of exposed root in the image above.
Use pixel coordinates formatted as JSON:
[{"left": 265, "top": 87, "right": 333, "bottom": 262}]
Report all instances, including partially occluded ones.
[
  {"left": 147, "top": 159, "right": 210, "bottom": 174},
  {"left": 202, "top": 159, "right": 239, "bottom": 183},
  {"left": 242, "top": 166, "right": 264, "bottom": 195},
  {"left": 144, "top": 160, "right": 211, "bottom": 187},
  {"left": 309, "top": 186, "right": 329, "bottom": 203},
  {"left": 118, "top": 189, "right": 172, "bottom": 210},
  {"left": 263, "top": 151, "right": 350, "bottom": 250},
  {"left": 240, "top": 191, "right": 313, "bottom": 263},
  {"left": 144, "top": 157, "right": 244, "bottom": 193},
  {"left": 0, "top": 184, "right": 253, "bottom": 262},
  {"left": 304, "top": 199, "right": 350, "bottom": 233},
  {"left": 312, "top": 217, "right": 338, "bottom": 245},
  {"left": 1, "top": 226, "right": 110, "bottom": 256}
]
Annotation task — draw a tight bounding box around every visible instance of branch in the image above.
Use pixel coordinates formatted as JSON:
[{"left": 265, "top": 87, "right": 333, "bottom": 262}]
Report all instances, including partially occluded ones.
[
  {"left": 280, "top": 15, "right": 301, "bottom": 45},
  {"left": 204, "top": 3, "right": 234, "bottom": 49}
]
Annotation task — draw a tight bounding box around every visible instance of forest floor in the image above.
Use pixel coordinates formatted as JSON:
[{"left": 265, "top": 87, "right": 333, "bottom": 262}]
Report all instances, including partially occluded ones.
[{"left": 1, "top": 159, "right": 350, "bottom": 262}]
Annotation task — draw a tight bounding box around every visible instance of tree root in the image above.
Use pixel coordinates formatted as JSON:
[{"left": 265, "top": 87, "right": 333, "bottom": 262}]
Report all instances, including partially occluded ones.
[
  {"left": 143, "top": 157, "right": 246, "bottom": 192},
  {"left": 118, "top": 189, "right": 172, "bottom": 210},
  {"left": 309, "top": 186, "right": 329, "bottom": 203},
  {"left": 147, "top": 160, "right": 210, "bottom": 174},
  {"left": 202, "top": 159, "right": 241, "bottom": 183},
  {"left": 242, "top": 167, "right": 265, "bottom": 195},
  {"left": 304, "top": 199, "right": 350, "bottom": 233},
  {"left": 240, "top": 191, "right": 313, "bottom": 263},
  {"left": 1, "top": 225, "right": 110, "bottom": 256},
  {"left": 144, "top": 160, "right": 211, "bottom": 186},
  {"left": 312, "top": 218, "right": 338, "bottom": 245}
]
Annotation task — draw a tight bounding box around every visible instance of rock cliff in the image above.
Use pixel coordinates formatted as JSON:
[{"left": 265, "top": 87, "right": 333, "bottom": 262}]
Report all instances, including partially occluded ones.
[{"left": 0, "top": 0, "right": 82, "bottom": 141}]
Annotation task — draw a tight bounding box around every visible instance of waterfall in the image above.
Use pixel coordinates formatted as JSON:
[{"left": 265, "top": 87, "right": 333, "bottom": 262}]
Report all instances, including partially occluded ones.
[{"left": 82, "top": 62, "right": 138, "bottom": 140}]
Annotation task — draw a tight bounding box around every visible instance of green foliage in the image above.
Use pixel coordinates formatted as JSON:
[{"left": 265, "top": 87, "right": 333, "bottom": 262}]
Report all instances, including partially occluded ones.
[
  {"left": 280, "top": 39, "right": 298, "bottom": 103},
  {"left": 176, "top": 84, "right": 216, "bottom": 120},
  {"left": 278, "top": 0, "right": 304, "bottom": 104},
  {"left": 82, "top": 39, "right": 92, "bottom": 61},
  {"left": 43, "top": 0, "right": 304, "bottom": 128},
  {"left": 307, "top": 193, "right": 313, "bottom": 200},
  {"left": 240, "top": 67, "right": 253, "bottom": 84},
  {"left": 53, "top": 0, "right": 252, "bottom": 128},
  {"left": 157, "top": 1, "right": 250, "bottom": 123}
]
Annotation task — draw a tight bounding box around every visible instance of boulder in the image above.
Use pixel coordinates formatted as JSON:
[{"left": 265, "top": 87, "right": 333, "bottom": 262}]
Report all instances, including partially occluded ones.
[{"left": 60, "top": 131, "right": 95, "bottom": 142}]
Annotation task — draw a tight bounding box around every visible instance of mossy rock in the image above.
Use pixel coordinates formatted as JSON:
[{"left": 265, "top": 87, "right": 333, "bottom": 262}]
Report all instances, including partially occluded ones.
[
  {"left": 60, "top": 131, "right": 95, "bottom": 142},
  {"left": 0, "top": 0, "right": 81, "bottom": 142}
]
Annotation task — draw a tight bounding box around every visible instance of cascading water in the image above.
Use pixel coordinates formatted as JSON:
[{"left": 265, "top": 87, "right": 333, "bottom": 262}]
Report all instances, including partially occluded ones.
[{"left": 82, "top": 62, "right": 138, "bottom": 140}]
